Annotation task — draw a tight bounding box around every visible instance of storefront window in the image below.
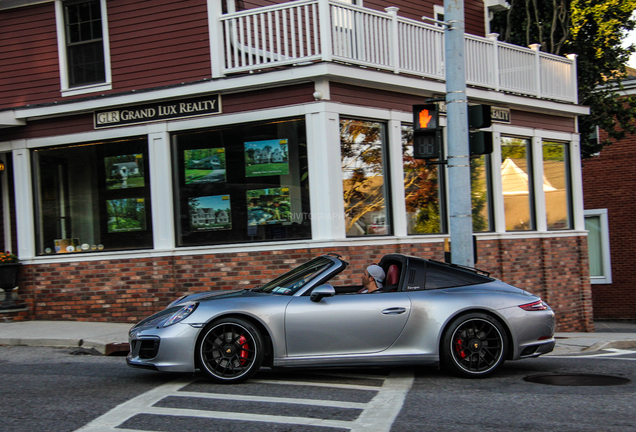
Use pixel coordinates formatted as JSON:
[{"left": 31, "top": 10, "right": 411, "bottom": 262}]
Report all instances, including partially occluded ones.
[
  {"left": 501, "top": 137, "right": 534, "bottom": 231},
  {"left": 543, "top": 141, "right": 571, "bottom": 230},
  {"left": 471, "top": 155, "right": 493, "bottom": 232},
  {"left": 401, "top": 125, "right": 445, "bottom": 234},
  {"left": 173, "top": 118, "right": 310, "bottom": 246},
  {"left": 33, "top": 137, "right": 152, "bottom": 255},
  {"left": 341, "top": 119, "right": 390, "bottom": 237}
]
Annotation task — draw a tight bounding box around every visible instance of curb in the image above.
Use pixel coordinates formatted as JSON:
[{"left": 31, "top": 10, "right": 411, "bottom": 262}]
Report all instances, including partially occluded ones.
[
  {"left": 583, "top": 340, "right": 636, "bottom": 352},
  {"left": 0, "top": 338, "right": 129, "bottom": 355}
]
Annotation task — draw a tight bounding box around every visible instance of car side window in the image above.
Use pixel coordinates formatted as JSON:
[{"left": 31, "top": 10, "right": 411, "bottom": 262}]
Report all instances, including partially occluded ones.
[{"left": 425, "top": 262, "right": 492, "bottom": 289}]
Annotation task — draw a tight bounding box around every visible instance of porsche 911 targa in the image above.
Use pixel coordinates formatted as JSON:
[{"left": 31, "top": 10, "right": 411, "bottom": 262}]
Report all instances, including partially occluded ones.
[{"left": 127, "top": 253, "right": 555, "bottom": 383}]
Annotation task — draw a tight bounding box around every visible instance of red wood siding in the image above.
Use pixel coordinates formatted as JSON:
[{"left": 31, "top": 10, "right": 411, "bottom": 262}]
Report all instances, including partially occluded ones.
[
  {"left": 107, "top": 0, "right": 211, "bottom": 92},
  {"left": 222, "top": 84, "right": 315, "bottom": 113},
  {"left": 0, "top": 3, "right": 61, "bottom": 110},
  {"left": 330, "top": 82, "right": 429, "bottom": 111},
  {"left": 0, "top": 0, "right": 212, "bottom": 111},
  {"left": 510, "top": 110, "right": 576, "bottom": 133},
  {"left": 0, "top": 114, "right": 94, "bottom": 142}
]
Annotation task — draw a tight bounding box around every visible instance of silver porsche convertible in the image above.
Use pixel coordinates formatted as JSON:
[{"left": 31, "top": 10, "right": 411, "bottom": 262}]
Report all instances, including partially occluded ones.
[{"left": 127, "top": 253, "right": 555, "bottom": 383}]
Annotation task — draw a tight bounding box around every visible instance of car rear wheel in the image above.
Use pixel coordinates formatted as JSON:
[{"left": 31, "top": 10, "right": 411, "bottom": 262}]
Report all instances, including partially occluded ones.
[
  {"left": 197, "top": 317, "right": 264, "bottom": 384},
  {"left": 441, "top": 313, "right": 507, "bottom": 378}
]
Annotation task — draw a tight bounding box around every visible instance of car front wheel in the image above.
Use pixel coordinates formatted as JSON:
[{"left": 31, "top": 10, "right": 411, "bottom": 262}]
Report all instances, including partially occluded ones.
[
  {"left": 441, "top": 313, "right": 507, "bottom": 378},
  {"left": 197, "top": 317, "right": 264, "bottom": 384}
]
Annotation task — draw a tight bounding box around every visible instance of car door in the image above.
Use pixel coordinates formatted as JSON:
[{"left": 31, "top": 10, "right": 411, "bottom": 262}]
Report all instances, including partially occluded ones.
[{"left": 284, "top": 292, "right": 411, "bottom": 357}]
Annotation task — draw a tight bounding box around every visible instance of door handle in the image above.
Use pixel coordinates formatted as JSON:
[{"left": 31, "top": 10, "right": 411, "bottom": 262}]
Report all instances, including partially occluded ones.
[{"left": 382, "top": 307, "right": 406, "bottom": 315}]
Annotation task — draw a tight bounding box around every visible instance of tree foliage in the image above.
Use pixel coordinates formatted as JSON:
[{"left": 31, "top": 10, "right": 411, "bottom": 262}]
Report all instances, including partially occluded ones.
[{"left": 491, "top": 0, "right": 636, "bottom": 158}]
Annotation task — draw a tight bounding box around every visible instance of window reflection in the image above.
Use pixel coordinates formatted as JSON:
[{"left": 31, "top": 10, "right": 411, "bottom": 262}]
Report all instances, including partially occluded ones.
[
  {"left": 543, "top": 141, "right": 571, "bottom": 230},
  {"left": 401, "top": 125, "right": 444, "bottom": 234},
  {"left": 341, "top": 119, "right": 390, "bottom": 237},
  {"left": 471, "top": 155, "right": 492, "bottom": 232},
  {"left": 585, "top": 215, "right": 604, "bottom": 277},
  {"left": 501, "top": 137, "right": 534, "bottom": 231}
]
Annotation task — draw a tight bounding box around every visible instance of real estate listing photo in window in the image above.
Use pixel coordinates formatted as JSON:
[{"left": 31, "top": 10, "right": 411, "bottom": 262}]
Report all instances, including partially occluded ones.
[
  {"left": 33, "top": 137, "right": 153, "bottom": 255},
  {"left": 173, "top": 118, "right": 311, "bottom": 246}
]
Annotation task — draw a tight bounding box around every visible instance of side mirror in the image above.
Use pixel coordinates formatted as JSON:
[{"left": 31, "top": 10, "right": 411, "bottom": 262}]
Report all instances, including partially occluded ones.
[{"left": 310, "top": 284, "right": 336, "bottom": 302}]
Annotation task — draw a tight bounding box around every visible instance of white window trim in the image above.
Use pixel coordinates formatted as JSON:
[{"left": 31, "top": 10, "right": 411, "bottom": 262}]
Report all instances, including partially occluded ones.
[
  {"left": 55, "top": 0, "right": 112, "bottom": 97},
  {"left": 434, "top": 5, "right": 444, "bottom": 25},
  {"left": 584, "top": 208, "right": 612, "bottom": 284}
]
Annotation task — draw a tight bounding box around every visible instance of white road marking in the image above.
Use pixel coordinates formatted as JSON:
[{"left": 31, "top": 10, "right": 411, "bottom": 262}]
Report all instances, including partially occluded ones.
[
  {"left": 556, "top": 349, "right": 636, "bottom": 360},
  {"left": 174, "top": 390, "right": 368, "bottom": 409},
  {"left": 74, "top": 369, "right": 414, "bottom": 432}
]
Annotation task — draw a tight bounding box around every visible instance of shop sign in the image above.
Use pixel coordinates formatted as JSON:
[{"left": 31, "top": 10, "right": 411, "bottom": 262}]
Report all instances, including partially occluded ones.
[
  {"left": 94, "top": 95, "right": 221, "bottom": 128},
  {"left": 431, "top": 102, "right": 510, "bottom": 124},
  {"left": 490, "top": 106, "right": 510, "bottom": 123}
]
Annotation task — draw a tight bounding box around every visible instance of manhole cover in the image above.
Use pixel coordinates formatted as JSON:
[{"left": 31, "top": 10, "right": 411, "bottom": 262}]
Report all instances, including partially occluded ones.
[{"left": 524, "top": 374, "right": 631, "bottom": 386}]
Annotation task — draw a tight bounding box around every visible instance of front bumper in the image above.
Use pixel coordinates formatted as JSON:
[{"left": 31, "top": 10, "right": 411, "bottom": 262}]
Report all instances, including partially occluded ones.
[{"left": 127, "top": 322, "right": 201, "bottom": 372}]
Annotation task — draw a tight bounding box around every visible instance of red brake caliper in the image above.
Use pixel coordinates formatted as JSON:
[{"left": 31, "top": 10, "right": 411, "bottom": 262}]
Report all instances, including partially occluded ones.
[
  {"left": 238, "top": 335, "right": 249, "bottom": 365},
  {"left": 455, "top": 338, "right": 467, "bottom": 359}
]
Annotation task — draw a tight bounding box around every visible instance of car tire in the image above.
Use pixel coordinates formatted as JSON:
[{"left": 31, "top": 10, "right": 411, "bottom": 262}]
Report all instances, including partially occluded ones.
[
  {"left": 197, "top": 317, "right": 264, "bottom": 384},
  {"left": 440, "top": 312, "right": 507, "bottom": 378}
]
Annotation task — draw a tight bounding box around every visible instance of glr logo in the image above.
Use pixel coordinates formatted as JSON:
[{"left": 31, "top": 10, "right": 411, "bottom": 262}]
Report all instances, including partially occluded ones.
[{"left": 96, "top": 111, "right": 120, "bottom": 125}]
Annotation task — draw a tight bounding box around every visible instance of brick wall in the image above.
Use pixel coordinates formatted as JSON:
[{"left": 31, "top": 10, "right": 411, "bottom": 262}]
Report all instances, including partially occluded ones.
[
  {"left": 4, "top": 236, "right": 593, "bottom": 331},
  {"left": 582, "top": 129, "right": 636, "bottom": 319}
]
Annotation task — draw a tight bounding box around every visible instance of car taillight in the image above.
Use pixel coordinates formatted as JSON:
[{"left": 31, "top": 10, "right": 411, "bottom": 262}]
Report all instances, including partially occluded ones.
[{"left": 519, "top": 300, "right": 548, "bottom": 311}]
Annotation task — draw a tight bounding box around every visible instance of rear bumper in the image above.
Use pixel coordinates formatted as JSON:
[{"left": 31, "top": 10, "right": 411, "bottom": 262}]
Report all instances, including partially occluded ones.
[{"left": 518, "top": 339, "right": 556, "bottom": 358}]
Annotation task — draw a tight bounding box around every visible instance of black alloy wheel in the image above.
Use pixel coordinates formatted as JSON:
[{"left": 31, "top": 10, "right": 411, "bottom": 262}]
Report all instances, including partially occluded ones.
[
  {"left": 198, "top": 317, "right": 264, "bottom": 384},
  {"left": 441, "top": 313, "right": 507, "bottom": 378}
]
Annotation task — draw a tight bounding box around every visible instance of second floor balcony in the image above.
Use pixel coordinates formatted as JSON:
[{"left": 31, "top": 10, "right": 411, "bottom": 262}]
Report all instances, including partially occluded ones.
[{"left": 213, "top": 0, "right": 578, "bottom": 104}]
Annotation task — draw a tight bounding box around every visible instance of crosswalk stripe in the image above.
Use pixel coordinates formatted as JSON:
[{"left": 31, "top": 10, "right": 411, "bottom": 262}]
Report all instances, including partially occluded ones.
[
  {"left": 74, "top": 369, "right": 414, "bottom": 432},
  {"left": 173, "top": 390, "right": 369, "bottom": 409}
]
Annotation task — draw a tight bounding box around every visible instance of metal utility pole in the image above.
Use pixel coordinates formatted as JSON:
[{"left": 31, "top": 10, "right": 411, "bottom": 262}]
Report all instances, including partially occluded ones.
[{"left": 444, "top": 0, "right": 474, "bottom": 267}]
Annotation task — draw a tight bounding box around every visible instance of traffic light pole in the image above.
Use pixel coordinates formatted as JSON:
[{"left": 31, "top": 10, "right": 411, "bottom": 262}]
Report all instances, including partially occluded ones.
[{"left": 444, "top": 0, "right": 474, "bottom": 267}]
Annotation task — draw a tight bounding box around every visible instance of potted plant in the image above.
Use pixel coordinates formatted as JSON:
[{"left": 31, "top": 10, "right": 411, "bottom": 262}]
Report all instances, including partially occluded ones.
[{"left": 0, "top": 251, "right": 21, "bottom": 309}]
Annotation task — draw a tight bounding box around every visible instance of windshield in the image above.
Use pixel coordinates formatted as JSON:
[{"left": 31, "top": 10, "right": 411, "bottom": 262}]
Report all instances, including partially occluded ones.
[{"left": 258, "top": 257, "right": 334, "bottom": 295}]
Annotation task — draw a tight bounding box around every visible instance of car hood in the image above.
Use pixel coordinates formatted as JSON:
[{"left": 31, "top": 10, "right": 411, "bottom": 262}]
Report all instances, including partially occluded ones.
[{"left": 169, "top": 289, "right": 263, "bottom": 307}]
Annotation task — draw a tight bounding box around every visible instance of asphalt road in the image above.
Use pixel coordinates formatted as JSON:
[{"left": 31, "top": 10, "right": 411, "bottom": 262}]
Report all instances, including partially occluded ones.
[{"left": 0, "top": 346, "right": 634, "bottom": 432}]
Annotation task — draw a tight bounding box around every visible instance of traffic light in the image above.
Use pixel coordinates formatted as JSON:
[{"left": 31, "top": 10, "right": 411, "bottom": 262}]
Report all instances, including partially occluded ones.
[
  {"left": 468, "top": 104, "right": 493, "bottom": 156},
  {"left": 412, "top": 104, "right": 442, "bottom": 159}
]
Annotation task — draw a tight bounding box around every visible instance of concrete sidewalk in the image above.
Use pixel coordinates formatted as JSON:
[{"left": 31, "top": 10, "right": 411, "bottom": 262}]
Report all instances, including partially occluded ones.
[
  {"left": 0, "top": 319, "right": 635, "bottom": 356},
  {"left": 0, "top": 321, "right": 132, "bottom": 355}
]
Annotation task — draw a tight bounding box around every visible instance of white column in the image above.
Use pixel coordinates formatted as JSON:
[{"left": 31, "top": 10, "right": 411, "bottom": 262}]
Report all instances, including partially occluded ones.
[
  {"left": 532, "top": 135, "right": 547, "bottom": 232},
  {"left": 12, "top": 146, "right": 35, "bottom": 260},
  {"left": 566, "top": 54, "right": 579, "bottom": 105},
  {"left": 305, "top": 107, "right": 345, "bottom": 241},
  {"left": 491, "top": 131, "right": 506, "bottom": 233},
  {"left": 388, "top": 117, "right": 407, "bottom": 237},
  {"left": 487, "top": 33, "right": 500, "bottom": 91},
  {"left": 570, "top": 133, "right": 585, "bottom": 231},
  {"left": 2, "top": 153, "right": 12, "bottom": 253},
  {"left": 385, "top": 7, "right": 400, "bottom": 74},
  {"left": 208, "top": 0, "right": 225, "bottom": 78},
  {"left": 318, "top": 0, "right": 333, "bottom": 62},
  {"left": 148, "top": 127, "right": 176, "bottom": 250},
  {"left": 529, "top": 43, "right": 542, "bottom": 98}
]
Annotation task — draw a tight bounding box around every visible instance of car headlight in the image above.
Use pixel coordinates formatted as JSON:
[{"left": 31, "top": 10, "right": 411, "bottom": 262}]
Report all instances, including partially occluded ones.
[{"left": 162, "top": 303, "right": 198, "bottom": 327}]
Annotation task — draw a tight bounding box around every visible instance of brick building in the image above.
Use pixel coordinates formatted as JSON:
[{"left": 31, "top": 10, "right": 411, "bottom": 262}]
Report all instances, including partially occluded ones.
[
  {"left": 0, "top": 0, "right": 592, "bottom": 331},
  {"left": 582, "top": 68, "right": 636, "bottom": 320}
]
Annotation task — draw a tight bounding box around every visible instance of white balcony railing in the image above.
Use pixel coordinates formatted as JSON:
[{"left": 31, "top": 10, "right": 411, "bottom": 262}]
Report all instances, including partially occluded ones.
[{"left": 218, "top": 0, "right": 578, "bottom": 104}]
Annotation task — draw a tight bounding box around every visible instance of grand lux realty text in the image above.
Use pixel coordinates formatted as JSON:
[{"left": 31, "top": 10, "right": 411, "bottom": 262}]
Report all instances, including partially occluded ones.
[{"left": 95, "top": 95, "right": 221, "bottom": 128}]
